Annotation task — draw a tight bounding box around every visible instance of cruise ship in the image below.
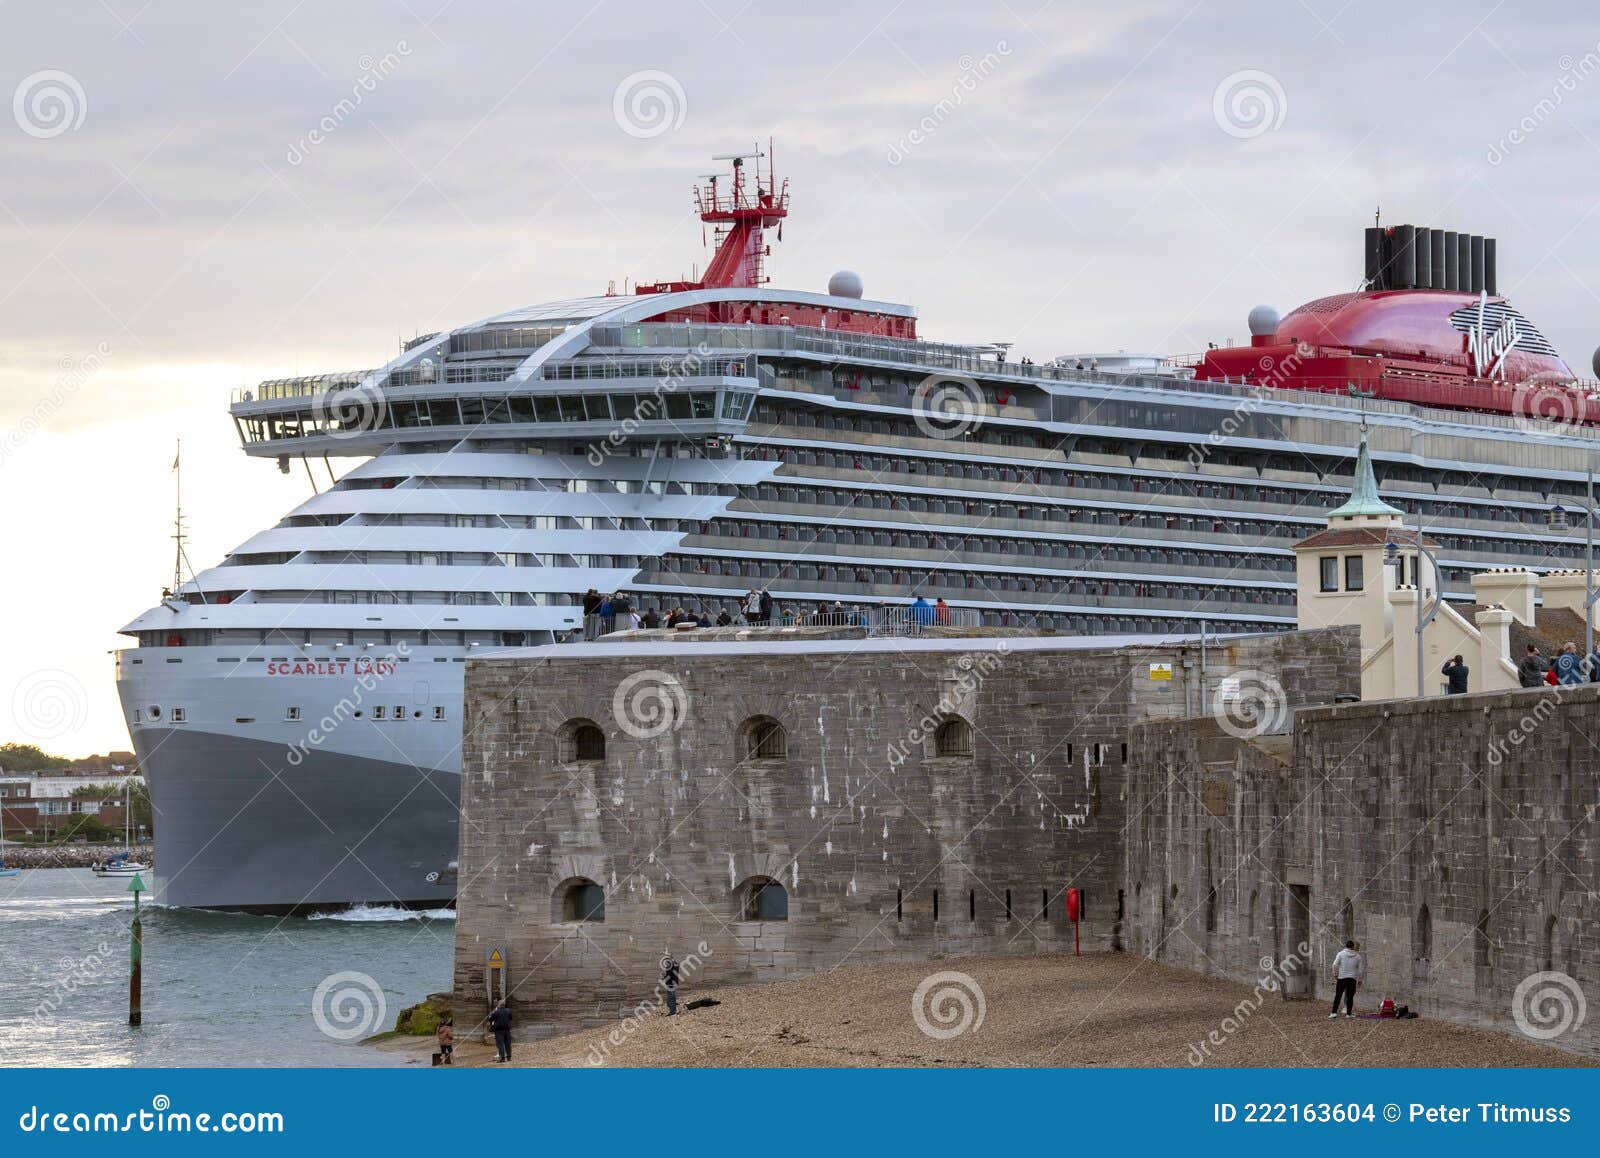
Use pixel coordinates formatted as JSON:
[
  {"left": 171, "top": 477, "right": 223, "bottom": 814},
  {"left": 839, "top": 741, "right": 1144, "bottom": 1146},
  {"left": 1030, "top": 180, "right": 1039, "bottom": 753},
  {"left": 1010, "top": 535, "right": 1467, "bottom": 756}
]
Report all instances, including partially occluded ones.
[{"left": 117, "top": 149, "right": 1600, "bottom": 912}]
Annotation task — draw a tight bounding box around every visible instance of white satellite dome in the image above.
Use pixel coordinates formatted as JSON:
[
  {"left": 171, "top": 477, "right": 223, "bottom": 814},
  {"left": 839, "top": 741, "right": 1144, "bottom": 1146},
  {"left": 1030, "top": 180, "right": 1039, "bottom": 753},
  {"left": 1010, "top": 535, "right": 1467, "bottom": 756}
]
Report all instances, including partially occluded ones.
[
  {"left": 1247, "top": 305, "right": 1279, "bottom": 337},
  {"left": 827, "top": 270, "right": 864, "bottom": 299}
]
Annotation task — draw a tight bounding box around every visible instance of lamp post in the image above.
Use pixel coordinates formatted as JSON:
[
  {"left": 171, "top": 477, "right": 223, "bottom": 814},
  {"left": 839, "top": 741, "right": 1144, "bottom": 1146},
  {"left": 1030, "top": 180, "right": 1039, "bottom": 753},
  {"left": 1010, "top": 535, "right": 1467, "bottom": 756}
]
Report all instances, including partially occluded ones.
[{"left": 1387, "top": 516, "right": 1442, "bottom": 698}]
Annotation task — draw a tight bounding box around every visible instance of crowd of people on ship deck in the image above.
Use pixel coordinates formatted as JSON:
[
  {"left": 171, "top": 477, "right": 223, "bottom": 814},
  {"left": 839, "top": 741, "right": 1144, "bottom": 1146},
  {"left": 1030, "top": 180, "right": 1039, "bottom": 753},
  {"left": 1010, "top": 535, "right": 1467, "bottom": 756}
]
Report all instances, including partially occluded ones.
[{"left": 577, "top": 588, "right": 953, "bottom": 638}]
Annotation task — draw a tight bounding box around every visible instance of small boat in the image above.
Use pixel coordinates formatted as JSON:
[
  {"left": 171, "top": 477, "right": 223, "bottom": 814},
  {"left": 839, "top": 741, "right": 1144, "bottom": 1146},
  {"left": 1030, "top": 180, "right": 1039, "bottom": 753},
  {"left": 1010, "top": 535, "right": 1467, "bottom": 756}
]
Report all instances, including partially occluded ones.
[
  {"left": 93, "top": 853, "right": 148, "bottom": 878},
  {"left": 92, "top": 781, "right": 148, "bottom": 878},
  {"left": 0, "top": 866, "right": 18, "bottom": 878}
]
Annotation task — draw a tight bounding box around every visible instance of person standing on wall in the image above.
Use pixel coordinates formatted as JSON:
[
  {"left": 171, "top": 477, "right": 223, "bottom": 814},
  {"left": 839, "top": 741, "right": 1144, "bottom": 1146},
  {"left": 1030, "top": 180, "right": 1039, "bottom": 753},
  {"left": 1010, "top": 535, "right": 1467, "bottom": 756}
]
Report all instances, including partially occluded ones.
[
  {"left": 661, "top": 952, "right": 680, "bottom": 1016},
  {"left": 1555, "top": 641, "right": 1586, "bottom": 686},
  {"left": 488, "top": 999, "right": 513, "bottom": 1062},
  {"left": 1328, "top": 940, "right": 1364, "bottom": 1019},
  {"left": 1440, "top": 655, "right": 1469, "bottom": 695},
  {"left": 1518, "top": 644, "right": 1549, "bottom": 688}
]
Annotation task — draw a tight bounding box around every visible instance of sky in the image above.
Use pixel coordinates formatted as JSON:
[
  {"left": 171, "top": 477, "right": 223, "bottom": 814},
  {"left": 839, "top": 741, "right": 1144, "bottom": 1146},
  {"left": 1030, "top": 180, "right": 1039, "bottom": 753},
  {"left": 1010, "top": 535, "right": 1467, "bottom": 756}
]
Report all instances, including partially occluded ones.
[{"left": 3, "top": 0, "right": 1600, "bottom": 755}]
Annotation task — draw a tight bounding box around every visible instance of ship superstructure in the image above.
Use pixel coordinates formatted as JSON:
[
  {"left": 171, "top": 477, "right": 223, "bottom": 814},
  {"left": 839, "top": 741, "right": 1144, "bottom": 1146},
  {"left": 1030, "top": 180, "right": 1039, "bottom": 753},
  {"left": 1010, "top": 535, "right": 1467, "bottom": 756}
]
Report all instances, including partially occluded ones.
[{"left": 117, "top": 157, "right": 1600, "bottom": 911}]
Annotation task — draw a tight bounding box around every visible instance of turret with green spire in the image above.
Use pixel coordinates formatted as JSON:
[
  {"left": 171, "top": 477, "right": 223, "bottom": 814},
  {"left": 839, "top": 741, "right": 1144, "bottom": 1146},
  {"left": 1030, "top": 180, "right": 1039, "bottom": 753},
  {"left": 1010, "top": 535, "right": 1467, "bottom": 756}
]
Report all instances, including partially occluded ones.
[{"left": 1326, "top": 426, "right": 1403, "bottom": 522}]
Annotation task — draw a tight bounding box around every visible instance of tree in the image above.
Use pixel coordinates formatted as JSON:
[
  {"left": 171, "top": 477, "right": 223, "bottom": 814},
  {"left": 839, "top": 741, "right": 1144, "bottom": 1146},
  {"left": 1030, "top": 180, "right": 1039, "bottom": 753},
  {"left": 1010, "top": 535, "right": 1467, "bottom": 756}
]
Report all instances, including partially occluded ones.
[{"left": 0, "top": 743, "right": 72, "bottom": 771}]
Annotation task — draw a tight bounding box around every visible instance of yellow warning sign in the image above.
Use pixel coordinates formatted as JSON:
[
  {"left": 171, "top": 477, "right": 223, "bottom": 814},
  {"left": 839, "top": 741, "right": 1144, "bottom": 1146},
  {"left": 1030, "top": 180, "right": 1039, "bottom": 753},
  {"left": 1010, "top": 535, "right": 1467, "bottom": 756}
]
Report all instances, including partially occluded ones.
[
  {"left": 487, "top": 948, "right": 504, "bottom": 967},
  {"left": 1149, "top": 663, "right": 1173, "bottom": 681}
]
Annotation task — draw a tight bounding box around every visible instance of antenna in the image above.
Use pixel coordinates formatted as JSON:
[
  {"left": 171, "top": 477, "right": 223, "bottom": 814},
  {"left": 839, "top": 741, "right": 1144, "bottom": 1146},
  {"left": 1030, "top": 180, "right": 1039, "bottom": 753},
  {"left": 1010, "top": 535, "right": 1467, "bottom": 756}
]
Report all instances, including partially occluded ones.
[
  {"left": 635, "top": 143, "right": 789, "bottom": 295},
  {"left": 170, "top": 439, "right": 206, "bottom": 604},
  {"left": 171, "top": 438, "right": 184, "bottom": 594},
  {"left": 1346, "top": 381, "right": 1377, "bottom": 434}
]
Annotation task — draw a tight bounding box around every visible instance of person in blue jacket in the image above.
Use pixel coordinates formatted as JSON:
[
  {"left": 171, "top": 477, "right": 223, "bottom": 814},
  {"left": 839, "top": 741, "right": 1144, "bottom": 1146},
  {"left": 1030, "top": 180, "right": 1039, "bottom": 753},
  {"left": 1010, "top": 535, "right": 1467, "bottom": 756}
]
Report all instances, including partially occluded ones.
[
  {"left": 1554, "top": 641, "right": 1586, "bottom": 685},
  {"left": 910, "top": 595, "right": 934, "bottom": 626}
]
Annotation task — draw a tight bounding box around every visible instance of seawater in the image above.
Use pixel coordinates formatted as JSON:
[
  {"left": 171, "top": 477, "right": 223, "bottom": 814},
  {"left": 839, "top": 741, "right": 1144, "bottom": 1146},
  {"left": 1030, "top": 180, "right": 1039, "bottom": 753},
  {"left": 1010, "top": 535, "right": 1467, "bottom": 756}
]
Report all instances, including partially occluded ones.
[{"left": 0, "top": 869, "right": 453, "bottom": 1067}]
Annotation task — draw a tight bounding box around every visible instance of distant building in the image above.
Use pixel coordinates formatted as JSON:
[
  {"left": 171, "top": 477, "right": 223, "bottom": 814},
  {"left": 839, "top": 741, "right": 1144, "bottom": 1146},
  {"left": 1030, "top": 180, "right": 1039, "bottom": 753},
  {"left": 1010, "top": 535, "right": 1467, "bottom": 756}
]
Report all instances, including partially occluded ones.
[{"left": 0, "top": 772, "right": 137, "bottom": 839}]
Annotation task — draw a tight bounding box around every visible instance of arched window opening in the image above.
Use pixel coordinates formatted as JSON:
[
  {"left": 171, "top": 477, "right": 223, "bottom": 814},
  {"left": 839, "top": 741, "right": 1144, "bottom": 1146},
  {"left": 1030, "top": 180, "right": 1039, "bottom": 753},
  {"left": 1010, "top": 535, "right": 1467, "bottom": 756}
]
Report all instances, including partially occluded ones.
[
  {"left": 555, "top": 878, "right": 605, "bottom": 923},
  {"left": 934, "top": 717, "right": 974, "bottom": 758},
  {"left": 558, "top": 718, "right": 606, "bottom": 763},
  {"left": 573, "top": 724, "right": 605, "bottom": 761},
  {"left": 739, "top": 876, "right": 788, "bottom": 921},
  {"left": 739, "top": 716, "right": 787, "bottom": 761},
  {"left": 1415, "top": 904, "right": 1432, "bottom": 961}
]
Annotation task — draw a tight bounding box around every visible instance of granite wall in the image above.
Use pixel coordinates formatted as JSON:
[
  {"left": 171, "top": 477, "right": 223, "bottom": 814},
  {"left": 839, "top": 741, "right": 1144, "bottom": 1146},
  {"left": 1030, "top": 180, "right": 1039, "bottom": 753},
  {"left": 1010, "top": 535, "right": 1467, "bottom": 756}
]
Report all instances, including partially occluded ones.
[{"left": 452, "top": 626, "right": 1358, "bottom": 1039}]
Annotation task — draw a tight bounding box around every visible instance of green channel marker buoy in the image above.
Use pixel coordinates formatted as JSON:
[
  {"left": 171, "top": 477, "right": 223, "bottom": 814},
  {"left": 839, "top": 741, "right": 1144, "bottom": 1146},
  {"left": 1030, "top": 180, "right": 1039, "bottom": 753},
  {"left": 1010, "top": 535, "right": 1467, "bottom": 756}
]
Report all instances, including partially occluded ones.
[{"left": 128, "top": 873, "right": 146, "bottom": 1027}]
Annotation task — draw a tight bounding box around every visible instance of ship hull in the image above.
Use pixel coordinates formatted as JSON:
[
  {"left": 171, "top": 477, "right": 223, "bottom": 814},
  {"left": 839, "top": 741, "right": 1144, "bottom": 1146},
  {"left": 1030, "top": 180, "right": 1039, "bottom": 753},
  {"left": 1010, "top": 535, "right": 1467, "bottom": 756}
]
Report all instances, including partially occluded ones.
[{"left": 126, "top": 724, "right": 458, "bottom": 914}]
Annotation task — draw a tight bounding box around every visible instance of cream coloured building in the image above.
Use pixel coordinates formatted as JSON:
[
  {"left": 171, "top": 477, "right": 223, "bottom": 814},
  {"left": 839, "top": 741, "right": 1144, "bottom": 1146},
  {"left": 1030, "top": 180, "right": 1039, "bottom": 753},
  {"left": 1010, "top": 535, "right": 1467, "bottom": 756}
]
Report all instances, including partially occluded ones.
[{"left": 1294, "top": 430, "right": 1590, "bottom": 698}]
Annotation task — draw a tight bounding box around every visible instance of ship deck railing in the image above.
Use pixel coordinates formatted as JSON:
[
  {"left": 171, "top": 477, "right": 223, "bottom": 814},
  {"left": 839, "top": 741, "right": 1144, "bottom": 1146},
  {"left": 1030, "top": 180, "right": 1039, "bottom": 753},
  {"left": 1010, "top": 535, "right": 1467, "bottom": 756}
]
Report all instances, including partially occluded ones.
[{"left": 594, "top": 323, "right": 1600, "bottom": 442}]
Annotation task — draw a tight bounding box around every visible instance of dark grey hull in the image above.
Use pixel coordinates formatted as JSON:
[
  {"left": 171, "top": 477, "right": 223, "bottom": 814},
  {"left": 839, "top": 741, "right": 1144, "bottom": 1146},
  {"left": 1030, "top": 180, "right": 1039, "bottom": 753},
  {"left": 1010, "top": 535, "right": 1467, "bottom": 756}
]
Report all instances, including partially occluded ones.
[{"left": 131, "top": 726, "right": 459, "bottom": 914}]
